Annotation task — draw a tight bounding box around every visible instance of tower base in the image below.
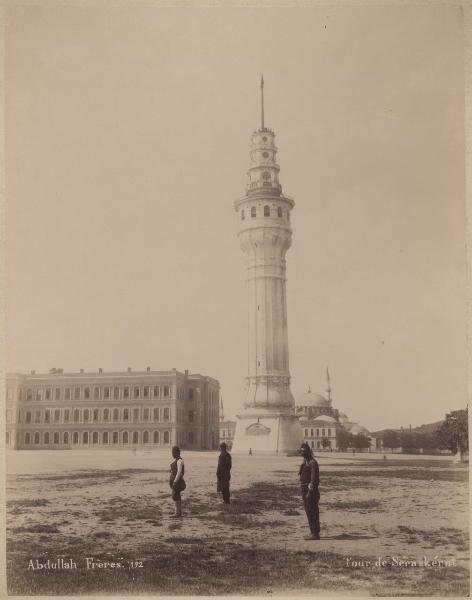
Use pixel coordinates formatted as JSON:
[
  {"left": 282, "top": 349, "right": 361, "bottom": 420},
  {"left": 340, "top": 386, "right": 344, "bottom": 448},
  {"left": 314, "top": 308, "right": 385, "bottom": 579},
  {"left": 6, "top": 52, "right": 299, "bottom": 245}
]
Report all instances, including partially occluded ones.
[{"left": 231, "top": 409, "right": 303, "bottom": 455}]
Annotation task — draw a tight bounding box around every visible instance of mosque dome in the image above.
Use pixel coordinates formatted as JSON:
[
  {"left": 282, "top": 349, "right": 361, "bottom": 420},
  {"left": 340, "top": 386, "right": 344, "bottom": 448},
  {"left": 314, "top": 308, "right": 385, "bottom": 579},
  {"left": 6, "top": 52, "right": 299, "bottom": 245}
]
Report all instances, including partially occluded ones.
[
  {"left": 297, "top": 388, "right": 331, "bottom": 408},
  {"left": 312, "top": 414, "right": 337, "bottom": 423},
  {"left": 346, "top": 423, "right": 370, "bottom": 435}
]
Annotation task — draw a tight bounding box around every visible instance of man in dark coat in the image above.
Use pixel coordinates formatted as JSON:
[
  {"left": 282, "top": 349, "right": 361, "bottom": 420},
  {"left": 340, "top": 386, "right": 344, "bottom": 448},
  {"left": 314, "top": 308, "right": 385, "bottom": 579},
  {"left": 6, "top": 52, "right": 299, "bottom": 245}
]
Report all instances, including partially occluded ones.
[
  {"left": 299, "top": 442, "right": 320, "bottom": 540},
  {"left": 217, "top": 442, "right": 232, "bottom": 504}
]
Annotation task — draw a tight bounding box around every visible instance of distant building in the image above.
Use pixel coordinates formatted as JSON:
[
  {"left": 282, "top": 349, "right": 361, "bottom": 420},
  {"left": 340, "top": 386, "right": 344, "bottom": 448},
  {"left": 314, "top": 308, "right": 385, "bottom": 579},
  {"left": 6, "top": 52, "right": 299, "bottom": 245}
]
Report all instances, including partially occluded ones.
[
  {"left": 219, "top": 398, "right": 236, "bottom": 449},
  {"left": 296, "top": 368, "right": 370, "bottom": 451},
  {"left": 6, "top": 368, "right": 220, "bottom": 450}
]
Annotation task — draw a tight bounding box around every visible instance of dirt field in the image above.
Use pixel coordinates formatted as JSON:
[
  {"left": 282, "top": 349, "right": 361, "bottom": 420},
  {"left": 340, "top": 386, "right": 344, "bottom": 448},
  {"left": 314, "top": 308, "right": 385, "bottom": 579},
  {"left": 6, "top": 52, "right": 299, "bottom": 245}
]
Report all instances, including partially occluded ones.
[{"left": 6, "top": 450, "right": 469, "bottom": 596}]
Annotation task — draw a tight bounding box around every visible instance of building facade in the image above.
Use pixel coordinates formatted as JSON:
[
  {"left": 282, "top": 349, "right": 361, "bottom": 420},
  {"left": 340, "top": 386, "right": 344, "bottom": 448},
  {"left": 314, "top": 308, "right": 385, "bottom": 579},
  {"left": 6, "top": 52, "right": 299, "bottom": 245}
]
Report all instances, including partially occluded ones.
[
  {"left": 6, "top": 368, "right": 220, "bottom": 450},
  {"left": 219, "top": 398, "right": 236, "bottom": 449},
  {"left": 219, "top": 420, "right": 237, "bottom": 449}
]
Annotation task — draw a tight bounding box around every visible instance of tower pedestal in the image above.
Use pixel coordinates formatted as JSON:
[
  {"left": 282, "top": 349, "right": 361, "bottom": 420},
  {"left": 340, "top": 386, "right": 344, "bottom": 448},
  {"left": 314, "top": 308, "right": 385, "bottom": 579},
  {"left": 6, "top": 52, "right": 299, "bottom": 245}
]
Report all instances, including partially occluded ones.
[{"left": 231, "top": 409, "right": 302, "bottom": 455}]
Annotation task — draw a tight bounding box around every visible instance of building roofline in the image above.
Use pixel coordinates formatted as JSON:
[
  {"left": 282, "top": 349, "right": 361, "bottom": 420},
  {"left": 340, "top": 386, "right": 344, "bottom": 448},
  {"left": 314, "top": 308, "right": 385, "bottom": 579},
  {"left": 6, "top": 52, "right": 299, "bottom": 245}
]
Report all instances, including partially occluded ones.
[{"left": 6, "top": 369, "right": 220, "bottom": 385}]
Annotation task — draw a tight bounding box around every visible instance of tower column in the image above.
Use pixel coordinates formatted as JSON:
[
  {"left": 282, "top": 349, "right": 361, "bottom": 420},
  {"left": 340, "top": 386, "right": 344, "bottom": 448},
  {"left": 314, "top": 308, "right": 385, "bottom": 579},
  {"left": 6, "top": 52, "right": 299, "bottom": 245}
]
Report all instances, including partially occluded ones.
[{"left": 231, "top": 79, "right": 302, "bottom": 454}]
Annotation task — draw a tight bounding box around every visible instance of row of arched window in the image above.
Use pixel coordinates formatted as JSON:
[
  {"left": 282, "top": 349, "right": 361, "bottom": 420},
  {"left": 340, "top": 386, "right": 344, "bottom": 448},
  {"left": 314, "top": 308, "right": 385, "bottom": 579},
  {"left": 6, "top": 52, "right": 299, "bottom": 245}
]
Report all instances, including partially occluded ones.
[
  {"left": 21, "top": 406, "right": 171, "bottom": 424},
  {"left": 22, "top": 384, "right": 171, "bottom": 402},
  {"left": 22, "top": 430, "right": 173, "bottom": 446},
  {"left": 241, "top": 206, "right": 289, "bottom": 220}
]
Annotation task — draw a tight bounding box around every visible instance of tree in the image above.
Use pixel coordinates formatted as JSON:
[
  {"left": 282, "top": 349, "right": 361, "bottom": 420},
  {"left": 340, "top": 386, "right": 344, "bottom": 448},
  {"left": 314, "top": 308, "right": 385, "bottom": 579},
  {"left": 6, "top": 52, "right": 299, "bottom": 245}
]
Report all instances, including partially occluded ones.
[
  {"left": 436, "top": 408, "right": 469, "bottom": 460},
  {"left": 414, "top": 432, "right": 439, "bottom": 453},
  {"left": 352, "top": 433, "right": 371, "bottom": 451},
  {"left": 382, "top": 429, "right": 400, "bottom": 453},
  {"left": 399, "top": 431, "right": 415, "bottom": 453},
  {"left": 336, "top": 429, "right": 352, "bottom": 451},
  {"left": 321, "top": 437, "right": 330, "bottom": 450}
]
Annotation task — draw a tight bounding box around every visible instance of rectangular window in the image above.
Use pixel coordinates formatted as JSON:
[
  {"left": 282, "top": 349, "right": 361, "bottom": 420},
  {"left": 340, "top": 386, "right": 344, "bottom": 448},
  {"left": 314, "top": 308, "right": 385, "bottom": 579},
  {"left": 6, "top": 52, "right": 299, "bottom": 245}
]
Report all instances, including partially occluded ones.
[
  {"left": 143, "top": 408, "right": 149, "bottom": 421},
  {"left": 133, "top": 408, "right": 139, "bottom": 421},
  {"left": 134, "top": 387, "right": 140, "bottom": 399},
  {"left": 94, "top": 387, "right": 100, "bottom": 400},
  {"left": 322, "top": 429, "right": 325, "bottom": 436},
  {"left": 64, "top": 409, "right": 70, "bottom": 422},
  {"left": 163, "top": 386, "right": 169, "bottom": 397},
  {"left": 44, "top": 410, "right": 50, "bottom": 423},
  {"left": 74, "top": 409, "right": 80, "bottom": 422},
  {"left": 143, "top": 386, "right": 149, "bottom": 398},
  {"left": 35, "top": 410, "right": 41, "bottom": 423},
  {"left": 36, "top": 390, "right": 42, "bottom": 401},
  {"left": 93, "top": 409, "right": 99, "bottom": 422},
  {"left": 153, "top": 386, "right": 160, "bottom": 398},
  {"left": 311, "top": 428, "right": 314, "bottom": 437},
  {"left": 304, "top": 428, "right": 308, "bottom": 437},
  {"left": 74, "top": 387, "right": 80, "bottom": 400},
  {"left": 55, "top": 388, "right": 61, "bottom": 400},
  {"left": 316, "top": 429, "right": 319, "bottom": 437},
  {"left": 328, "top": 428, "right": 331, "bottom": 436},
  {"left": 65, "top": 388, "right": 71, "bottom": 401},
  {"left": 54, "top": 409, "right": 60, "bottom": 422},
  {"left": 189, "top": 410, "right": 194, "bottom": 423},
  {"left": 163, "top": 407, "right": 170, "bottom": 422},
  {"left": 26, "top": 389, "right": 33, "bottom": 401},
  {"left": 113, "top": 387, "right": 120, "bottom": 399},
  {"left": 45, "top": 388, "right": 51, "bottom": 400},
  {"left": 124, "top": 387, "right": 130, "bottom": 399},
  {"left": 26, "top": 411, "right": 32, "bottom": 423},
  {"left": 104, "top": 387, "right": 110, "bottom": 399},
  {"left": 153, "top": 408, "right": 159, "bottom": 422}
]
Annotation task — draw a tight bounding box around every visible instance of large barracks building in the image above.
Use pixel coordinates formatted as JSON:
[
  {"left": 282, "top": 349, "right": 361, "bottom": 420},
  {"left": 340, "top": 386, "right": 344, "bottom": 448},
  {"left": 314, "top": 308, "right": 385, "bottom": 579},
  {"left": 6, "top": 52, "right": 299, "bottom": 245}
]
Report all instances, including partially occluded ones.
[{"left": 6, "top": 368, "right": 220, "bottom": 450}]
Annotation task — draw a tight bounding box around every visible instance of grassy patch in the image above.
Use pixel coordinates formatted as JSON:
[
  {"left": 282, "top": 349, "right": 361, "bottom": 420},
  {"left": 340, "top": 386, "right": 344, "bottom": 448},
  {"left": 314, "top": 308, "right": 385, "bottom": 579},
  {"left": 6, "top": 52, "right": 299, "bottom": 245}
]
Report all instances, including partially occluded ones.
[
  {"left": 321, "top": 468, "right": 468, "bottom": 483},
  {"left": 397, "top": 526, "right": 469, "bottom": 550},
  {"left": 12, "top": 524, "right": 60, "bottom": 534},
  {"left": 324, "top": 499, "right": 382, "bottom": 511},
  {"left": 94, "top": 497, "right": 162, "bottom": 523},
  {"left": 8, "top": 498, "right": 50, "bottom": 508}
]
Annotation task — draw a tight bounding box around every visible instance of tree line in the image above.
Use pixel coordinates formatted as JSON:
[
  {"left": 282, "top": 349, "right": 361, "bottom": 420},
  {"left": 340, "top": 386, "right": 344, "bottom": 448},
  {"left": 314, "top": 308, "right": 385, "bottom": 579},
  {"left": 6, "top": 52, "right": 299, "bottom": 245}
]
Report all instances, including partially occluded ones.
[{"left": 335, "top": 408, "right": 468, "bottom": 456}]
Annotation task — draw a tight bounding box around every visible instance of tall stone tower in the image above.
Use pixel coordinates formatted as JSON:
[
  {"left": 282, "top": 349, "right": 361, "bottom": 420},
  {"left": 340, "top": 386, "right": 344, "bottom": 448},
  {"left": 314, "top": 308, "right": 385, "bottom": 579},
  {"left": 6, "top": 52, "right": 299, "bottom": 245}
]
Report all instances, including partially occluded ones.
[{"left": 231, "top": 77, "right": 302, "bottom": 454}]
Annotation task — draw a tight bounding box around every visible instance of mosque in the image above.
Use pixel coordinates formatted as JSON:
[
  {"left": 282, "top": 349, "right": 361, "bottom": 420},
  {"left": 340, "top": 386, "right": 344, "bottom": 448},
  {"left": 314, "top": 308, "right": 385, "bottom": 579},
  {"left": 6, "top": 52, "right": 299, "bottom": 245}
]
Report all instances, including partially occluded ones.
[{"left": 295, "top": 368, "right": 370, "bottom": 451}]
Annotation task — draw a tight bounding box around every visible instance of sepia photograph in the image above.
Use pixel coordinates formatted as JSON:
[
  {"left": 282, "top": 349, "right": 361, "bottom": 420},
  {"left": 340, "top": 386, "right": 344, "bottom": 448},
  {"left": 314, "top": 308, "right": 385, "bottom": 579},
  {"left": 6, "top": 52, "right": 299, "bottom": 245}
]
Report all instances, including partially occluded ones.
[{"left": 4, "top": 2, "right": 469, "bottom": 597}]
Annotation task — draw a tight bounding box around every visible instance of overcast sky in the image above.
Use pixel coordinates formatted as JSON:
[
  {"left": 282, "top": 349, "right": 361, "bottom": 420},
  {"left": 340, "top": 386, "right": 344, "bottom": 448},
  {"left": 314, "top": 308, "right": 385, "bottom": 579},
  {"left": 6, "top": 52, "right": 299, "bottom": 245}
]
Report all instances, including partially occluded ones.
[{"left": 6, "top": 4, "right": 466, "bottom": 431}]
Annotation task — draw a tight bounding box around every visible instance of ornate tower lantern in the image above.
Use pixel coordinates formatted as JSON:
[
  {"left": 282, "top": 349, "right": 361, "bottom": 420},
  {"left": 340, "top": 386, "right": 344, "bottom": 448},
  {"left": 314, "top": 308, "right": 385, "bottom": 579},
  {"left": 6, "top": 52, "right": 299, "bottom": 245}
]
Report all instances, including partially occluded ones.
[{"left": 231, "top": 77, "right": 302, "bottom": 454}]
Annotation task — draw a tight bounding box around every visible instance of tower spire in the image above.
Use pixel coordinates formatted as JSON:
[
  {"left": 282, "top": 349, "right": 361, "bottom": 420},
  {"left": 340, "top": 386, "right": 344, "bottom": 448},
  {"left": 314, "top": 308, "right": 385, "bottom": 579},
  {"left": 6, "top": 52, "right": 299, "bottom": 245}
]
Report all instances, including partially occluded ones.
[
  {"left": 326, "top": 367, "right": 332, "bottom": 402},
  {"left": 260, "top": 74, "right": 265, "bottom": 129}
]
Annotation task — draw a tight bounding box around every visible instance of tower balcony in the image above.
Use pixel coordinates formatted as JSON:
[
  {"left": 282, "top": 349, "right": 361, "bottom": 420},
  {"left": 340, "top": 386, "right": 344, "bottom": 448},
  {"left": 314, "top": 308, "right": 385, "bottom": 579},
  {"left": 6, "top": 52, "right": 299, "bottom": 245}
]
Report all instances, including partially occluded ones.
[{"left": 246, "top": 182, "right": 282, "bottom": 195}]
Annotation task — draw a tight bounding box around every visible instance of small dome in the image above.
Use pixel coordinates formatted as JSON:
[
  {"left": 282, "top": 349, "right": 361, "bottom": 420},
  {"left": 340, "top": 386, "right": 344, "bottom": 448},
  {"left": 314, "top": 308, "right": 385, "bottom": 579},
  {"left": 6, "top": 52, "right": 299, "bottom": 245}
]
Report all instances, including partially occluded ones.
[
  {"left": 337, "top": 412, "right": 349, "bottom": 424},
  {"left": 346, "top": 423, "right": 370, "bottom": 435},
  {"left": 297, "top": 388, "right": 331, "bottom": 408},
  {"left": 312, "top": 414, "right": 337, "bottom": 423}
]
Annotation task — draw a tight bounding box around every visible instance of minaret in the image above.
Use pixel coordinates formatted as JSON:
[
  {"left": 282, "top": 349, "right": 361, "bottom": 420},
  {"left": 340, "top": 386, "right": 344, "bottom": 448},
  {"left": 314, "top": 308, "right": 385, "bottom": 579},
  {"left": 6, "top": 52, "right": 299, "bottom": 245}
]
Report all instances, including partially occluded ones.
[
  {"left": 326, "top": 367, "right": 332, "bottom": 403},
  {"left": 220, "top": 397, "right": 225, "bottom": 422},
  {"left": 231, "top": 77, "right": 302, "bottom": 454}
]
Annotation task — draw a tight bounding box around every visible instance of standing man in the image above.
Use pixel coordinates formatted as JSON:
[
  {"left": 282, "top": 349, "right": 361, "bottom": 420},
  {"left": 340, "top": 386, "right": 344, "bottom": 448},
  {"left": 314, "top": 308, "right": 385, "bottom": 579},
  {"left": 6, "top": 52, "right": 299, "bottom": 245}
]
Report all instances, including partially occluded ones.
[
  {"left": 217, "top": 442, "right": 232, "bottom": 505},
  {"left": 299, "top": 442, "right": 320, "bottom": 540}
]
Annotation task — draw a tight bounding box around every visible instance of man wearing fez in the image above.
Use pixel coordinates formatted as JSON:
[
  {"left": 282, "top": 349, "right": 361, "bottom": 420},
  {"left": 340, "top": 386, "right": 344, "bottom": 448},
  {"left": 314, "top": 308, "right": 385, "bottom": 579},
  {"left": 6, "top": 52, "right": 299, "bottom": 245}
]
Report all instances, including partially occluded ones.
[
  {"left": 299, "top": 442, "right": 320, "bottom": 540},
  {"left": 217, "top": 442, "right": 232, "bottom": 505}
]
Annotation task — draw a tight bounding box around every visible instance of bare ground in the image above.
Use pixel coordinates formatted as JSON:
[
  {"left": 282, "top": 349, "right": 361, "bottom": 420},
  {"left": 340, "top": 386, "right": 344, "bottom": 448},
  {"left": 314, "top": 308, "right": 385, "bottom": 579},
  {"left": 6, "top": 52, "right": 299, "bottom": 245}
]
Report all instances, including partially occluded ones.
[{"left": 6, "top": 450, "right": 469, "bottom": 596}]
